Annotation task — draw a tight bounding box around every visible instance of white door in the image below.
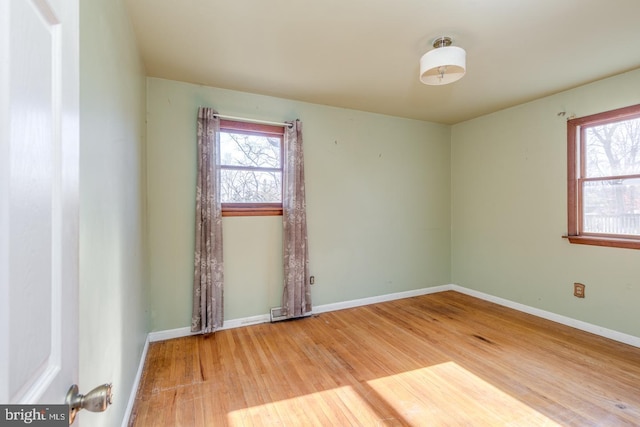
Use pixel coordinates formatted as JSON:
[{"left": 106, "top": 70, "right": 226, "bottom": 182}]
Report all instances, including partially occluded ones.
[{"left": 0, "top": 0, "right": 79, "bottom": 410}]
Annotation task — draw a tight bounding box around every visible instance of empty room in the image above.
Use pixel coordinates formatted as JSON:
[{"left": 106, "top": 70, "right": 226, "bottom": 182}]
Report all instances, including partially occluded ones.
[{"left": 2, "top": 0, "right": 640, "bottom": 426}]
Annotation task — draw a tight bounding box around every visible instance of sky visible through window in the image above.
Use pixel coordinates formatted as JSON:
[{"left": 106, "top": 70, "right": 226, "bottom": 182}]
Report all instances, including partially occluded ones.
[
  {"left": 219, "top": 131, "right": 282, "bottom": 203},
  {"left": 582, "top": 118, "right": 640, "bottom": 235}
]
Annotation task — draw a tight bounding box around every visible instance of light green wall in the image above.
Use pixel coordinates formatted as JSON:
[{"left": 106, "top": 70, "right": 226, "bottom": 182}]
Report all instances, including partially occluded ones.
[
  {"left": 451, "top": 69, "right": 640, "bottom": 338},
  {"left": 73, "top": 4, "right": 640, "bottom": 420},
  {"left": 79, "top": 0, "right": 147, "bottom": 426},
  {"left": 146, "top": 78, "right": 451, "bottom": 331}
]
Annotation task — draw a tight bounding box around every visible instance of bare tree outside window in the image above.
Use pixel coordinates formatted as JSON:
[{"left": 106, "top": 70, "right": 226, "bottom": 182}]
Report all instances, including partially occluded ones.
[
  {"left": 567, "top": 104, "right": 640, "bottom": 248},
  {"left": 580, "top": 114, "right": 640, "bottom": 236},
  {"left": 220, "top": 131, "right": 282, "bottom": 203}
]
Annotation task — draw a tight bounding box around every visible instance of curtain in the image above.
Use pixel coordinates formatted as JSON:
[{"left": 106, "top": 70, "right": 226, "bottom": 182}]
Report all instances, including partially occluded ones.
[
  {"left": 191, "top": 107, "right": 224, "bottom": 333},
  {"left": 282, "top": 120, "right": 311, "bottom": 317}
]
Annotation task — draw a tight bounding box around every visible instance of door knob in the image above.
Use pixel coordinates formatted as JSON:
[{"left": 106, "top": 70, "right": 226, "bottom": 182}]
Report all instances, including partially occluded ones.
[{"left": 66, "top": 383, "right": 113, "bottom": 424}]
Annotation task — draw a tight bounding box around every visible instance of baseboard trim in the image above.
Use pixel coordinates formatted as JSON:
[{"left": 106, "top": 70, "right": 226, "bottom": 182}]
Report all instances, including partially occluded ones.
[
  {"left": 147, "top": 287, "right": 451, "bottom": 343},
  {"left": 312, "top": 285, "right": 452, "bottom": 314},
  {"left": 148, "top": 326, "right": 194, "bottom": 343},
  {"left": 450, "top": 285, "right": 640, "bottom": 348},
  {"left": 147, "top": 313, "right": 273, "bottom": 343},
  {"left": 223, "top": 313, "right": 271, "bottom": 329},
  {"left": 121, "top": 335, "right": 149, "bottom": 427},
  {"left": 146, "top": 284, "right": 639, "bottom": 348}
]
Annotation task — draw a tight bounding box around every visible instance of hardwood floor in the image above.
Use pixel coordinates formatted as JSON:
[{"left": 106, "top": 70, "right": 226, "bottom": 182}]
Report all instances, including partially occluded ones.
[{"left": 129, "top": 291, "right": 640, "bottom": 426}]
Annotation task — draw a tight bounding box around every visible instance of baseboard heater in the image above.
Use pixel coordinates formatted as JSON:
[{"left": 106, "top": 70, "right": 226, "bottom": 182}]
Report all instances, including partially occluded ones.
[{"left": 270, "top": 307, "right": 311, "bottom": 323}]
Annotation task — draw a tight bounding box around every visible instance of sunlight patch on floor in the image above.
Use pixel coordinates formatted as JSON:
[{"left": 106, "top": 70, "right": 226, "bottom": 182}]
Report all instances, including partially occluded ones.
[
  {"left": 226, "top": 361, "right": 562, "bottom": 426},
  {"left": 226, "top": 384, "right": 386, "bottom": 426},
  {"left": 367, "top": 361, "right": 561, "bottom": 426}
]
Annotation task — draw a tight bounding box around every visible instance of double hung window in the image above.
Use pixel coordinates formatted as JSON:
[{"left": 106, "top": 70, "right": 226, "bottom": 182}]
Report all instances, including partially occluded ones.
[
  {"left": 566, "top": 104, "right": 640, "bottom": 249},
  {"left": 219, "top": 120, "right": 284, "bottom": 216}
]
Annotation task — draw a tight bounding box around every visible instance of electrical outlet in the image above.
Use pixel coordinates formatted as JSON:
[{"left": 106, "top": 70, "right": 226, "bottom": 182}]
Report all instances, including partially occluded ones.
[
  {"left": 310, "top": 276, "right": 315, "bottom": 285},
  {"left": 574, "top": 282, "right": 585, "bottom": 298}
]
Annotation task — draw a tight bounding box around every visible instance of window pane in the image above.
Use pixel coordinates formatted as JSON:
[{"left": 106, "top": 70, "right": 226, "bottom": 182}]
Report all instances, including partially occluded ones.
[
  {"left": 220, "top": 132, "right": 281, "bottom": 168},
  {"left": 582, "top": 178, "right": 640, "bottom": 235},
  {"left": 221, "top": 169, "right": 282, "bottom": 203},
  {"left": 584, "top": 118, "right": 640, "bottom": 177}
]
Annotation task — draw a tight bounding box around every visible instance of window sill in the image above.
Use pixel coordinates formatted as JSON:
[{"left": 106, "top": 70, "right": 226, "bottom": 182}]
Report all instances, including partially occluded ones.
[
  {"left": 222, "top": 203, "right": 283, "bottom": 217},
  {"left": 563, "top": 235, "right": 640, "bottom": 250}
]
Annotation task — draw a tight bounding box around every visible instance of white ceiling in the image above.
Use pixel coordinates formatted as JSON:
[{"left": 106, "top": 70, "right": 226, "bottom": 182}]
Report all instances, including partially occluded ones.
[{"left": 125, "top": 0, "right": 640, "bottom": 125}]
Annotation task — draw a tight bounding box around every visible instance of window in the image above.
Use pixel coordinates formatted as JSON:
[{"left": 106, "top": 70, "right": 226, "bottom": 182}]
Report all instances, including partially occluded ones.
[
  {"left": 219, "top": 120, "right": 284, "bottom": 216},
  {"left": 566, "top": 104, "right": 640, "bottom": 249}
]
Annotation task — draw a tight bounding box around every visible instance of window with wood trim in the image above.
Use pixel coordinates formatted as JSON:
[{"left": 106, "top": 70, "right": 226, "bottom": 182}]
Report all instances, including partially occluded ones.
[
  {"left": 566, "top": 104, "right": 640, "bottom": 249},
  {"left": 219, "top": 120, "right": 284, "bottom": 216}
]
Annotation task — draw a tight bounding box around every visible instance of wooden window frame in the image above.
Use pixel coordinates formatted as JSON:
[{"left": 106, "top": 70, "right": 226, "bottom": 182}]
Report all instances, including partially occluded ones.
[
  {"left": 219, "top": 119, "right": 284, "bottom": 217},
  {"left": 566, "top": 103, "right": 640, "bottom": 249}
]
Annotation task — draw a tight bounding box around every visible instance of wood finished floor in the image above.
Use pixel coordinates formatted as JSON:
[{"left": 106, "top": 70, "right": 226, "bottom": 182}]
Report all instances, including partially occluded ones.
[{"left": 129, "top": 291, "right": 640, "bottom": 426}]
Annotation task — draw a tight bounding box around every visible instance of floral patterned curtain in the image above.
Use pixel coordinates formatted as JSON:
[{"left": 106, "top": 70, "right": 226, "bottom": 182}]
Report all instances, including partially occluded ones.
[
  {"left": 282, "top": 120, "right": 311, "bottom": 317},
  {"left": 191, "top": 107, "right": 224, "bottom": 333}
]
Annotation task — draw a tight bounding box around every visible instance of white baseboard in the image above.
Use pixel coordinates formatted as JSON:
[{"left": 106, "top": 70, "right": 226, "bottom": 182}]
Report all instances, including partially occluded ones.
[
  {"left": 123, "top": 283, "right": 639, "bottom": 425},
  {"left": 222, "top": 313, "right": 271, "bottom": 330},
  {"left": 121, "top": 335, "right": 150, "bottom": 427},
  {"left": 148, "top": 326, "right": 194, "bottom": 343},
  {"left": 147, "top": 313, "right": 273, "bottom": 343},
  {"left": 312, "top": 285, "right": 452, "bottom": 314},
  {"left": 147, "top": 286, "right": 451, "bottom": 343},
  {"left": 146, "top": 284, "right": 640, "bottom": 348},
  {"left": 450, "top": 285, "right": 640, "bottom": 348}
]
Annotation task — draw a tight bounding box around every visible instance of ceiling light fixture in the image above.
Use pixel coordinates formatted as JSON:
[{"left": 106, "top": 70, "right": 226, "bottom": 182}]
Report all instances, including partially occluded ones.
[{"left": 419, "top": 36, "right": 466, "bottom": 85}]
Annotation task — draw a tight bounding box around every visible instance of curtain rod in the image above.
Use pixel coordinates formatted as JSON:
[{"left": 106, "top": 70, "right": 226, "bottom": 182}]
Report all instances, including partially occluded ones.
[{"left": 212, "top": 113, "right": 293, "bottom": 128}]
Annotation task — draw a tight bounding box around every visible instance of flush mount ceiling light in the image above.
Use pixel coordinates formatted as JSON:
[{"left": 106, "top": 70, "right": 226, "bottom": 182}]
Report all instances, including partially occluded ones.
[{"left": 420, "top": 36, "right": 466, "bottom": 85}]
